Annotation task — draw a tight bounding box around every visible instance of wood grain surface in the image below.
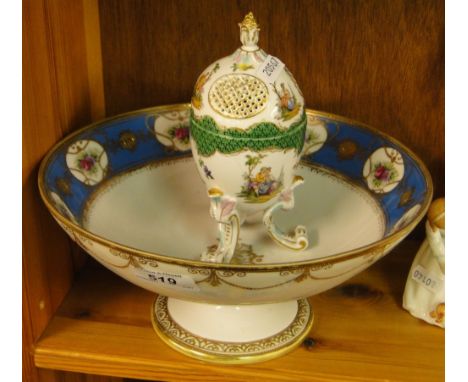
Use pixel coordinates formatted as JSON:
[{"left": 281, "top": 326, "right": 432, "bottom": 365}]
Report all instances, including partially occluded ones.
[
  {"left": 99, "top": 0, "right": 444, "bottom": 197},
  {"left": 23, "top": 0, "right": 105, "bottom": 380},
  {"left": 34, "top": 240, "right": 444, "bottom": 382}
]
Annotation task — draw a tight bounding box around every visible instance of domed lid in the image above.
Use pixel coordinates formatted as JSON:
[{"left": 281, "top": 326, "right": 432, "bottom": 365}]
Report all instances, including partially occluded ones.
[{"left": 191, "top": 12, "right": 305, "bottom": 131}]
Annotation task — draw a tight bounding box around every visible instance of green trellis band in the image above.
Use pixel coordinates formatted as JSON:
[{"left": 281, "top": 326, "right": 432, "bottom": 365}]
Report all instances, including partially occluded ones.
[{"left": 190, "top": 111, "right": 307, "bottom": 156}]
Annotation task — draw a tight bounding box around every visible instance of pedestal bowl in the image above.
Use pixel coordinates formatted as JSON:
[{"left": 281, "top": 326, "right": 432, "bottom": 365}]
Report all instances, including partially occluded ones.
[{"left": 38, "top": 103, "right": 432, "bottom": 364}]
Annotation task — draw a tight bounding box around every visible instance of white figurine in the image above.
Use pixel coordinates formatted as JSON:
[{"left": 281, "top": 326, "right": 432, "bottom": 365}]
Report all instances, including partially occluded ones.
[{"left": 403, "top": 198, "right": 445, "bottom": 328}]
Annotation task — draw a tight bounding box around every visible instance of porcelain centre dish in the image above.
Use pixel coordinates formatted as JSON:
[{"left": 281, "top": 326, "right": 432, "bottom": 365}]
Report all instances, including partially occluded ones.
[{"left": 39, "top": 103, "right": 432, "bottom": 363}]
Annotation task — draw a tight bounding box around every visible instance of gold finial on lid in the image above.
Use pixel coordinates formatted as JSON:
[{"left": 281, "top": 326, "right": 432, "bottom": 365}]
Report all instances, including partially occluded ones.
[
  {"left": 239, "top": 12, "right": 259, "bottom": 30},
  {"left": 238, "top": 12, "right": 260, "bottom": 51}
]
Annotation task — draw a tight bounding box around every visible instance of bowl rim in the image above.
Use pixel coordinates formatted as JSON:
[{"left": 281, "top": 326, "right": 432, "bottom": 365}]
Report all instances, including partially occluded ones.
[{"left": 38, "top": 103, "right": 433, "bottom": 272}]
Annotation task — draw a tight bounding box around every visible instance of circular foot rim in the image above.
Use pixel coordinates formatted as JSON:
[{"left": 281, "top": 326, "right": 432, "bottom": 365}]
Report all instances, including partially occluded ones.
[{"left": 151, "top": 296, "right": 314, "bottom": 365}]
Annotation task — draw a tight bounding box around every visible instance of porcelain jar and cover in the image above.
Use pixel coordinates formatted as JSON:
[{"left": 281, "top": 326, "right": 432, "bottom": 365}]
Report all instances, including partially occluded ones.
[{"left": 190, "top": 13, "right": 310, "bottom": 263}]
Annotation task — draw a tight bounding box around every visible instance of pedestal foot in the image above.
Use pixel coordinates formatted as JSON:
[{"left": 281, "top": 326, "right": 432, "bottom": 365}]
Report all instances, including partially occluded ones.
[{"left": 152, "top": 296, "right": 314, "bottom": 364}]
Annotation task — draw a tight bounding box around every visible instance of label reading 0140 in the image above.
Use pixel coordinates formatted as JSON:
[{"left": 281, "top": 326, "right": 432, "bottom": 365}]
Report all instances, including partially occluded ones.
[{"left": 411, "top": 265, "right": 441, "bottom": 293}]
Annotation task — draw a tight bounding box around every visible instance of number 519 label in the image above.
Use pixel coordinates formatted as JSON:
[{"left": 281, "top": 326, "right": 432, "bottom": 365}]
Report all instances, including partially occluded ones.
[{"left": 136, "top": 269, "right": 199, "bottom": 291}]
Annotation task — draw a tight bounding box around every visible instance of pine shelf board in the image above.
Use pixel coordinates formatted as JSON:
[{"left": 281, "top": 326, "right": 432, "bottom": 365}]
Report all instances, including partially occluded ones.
[{"left": 34, "top": 240, "right": 444, "bottom": 382}]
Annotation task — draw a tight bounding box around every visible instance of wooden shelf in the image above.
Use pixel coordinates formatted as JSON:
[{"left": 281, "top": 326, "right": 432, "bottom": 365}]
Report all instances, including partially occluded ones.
[{"left": 34, "top": 240, "right": 444, "bottom": 382}]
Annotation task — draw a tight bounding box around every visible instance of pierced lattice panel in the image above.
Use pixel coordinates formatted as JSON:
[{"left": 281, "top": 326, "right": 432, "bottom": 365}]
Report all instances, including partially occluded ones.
[{"left": 208, "top": 74, "right": 268, "bottom": 119}]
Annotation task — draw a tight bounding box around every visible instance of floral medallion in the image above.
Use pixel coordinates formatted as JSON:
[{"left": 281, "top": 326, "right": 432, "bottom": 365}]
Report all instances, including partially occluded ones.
[
  {"left": 363, "top": 147, "right": 404, "bottom": 193},
  {"left": 153, "top": 108, "right": 191, "bottom": 152},
  {"left": 303, "top": 115, "right": 328, "bottom": 155},
  {"left": 66, "top": 140, "right": 108, "bottom": 186},
  {"left": 238, "top": 154, "right": 283, "bottom": 203}
]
